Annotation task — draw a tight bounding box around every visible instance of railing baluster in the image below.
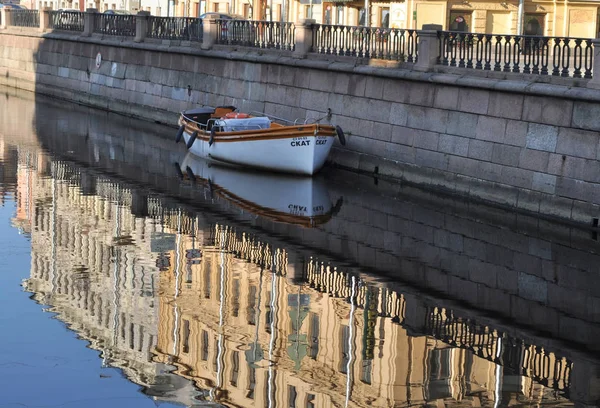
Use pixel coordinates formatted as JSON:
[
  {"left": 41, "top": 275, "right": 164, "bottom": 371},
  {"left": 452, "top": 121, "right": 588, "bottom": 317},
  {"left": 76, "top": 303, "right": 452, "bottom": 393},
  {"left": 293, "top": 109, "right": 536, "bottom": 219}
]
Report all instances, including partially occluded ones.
[
  {"left": 502, "top": 35, "right": 511, "bottom": 72},
  {"left": 465, "top": 33, "right": 474, "bottom": 69},
  {"left": 573, "top": 38, "right": 582, "bottom": 78},
  {"left": 484, "top": 34, "right": 492, "bottom": 70},
  {"left": 561, "top": 38, "right": 570, "bottom": 77},
  {"left": 522, "top": 37, "right": 532, "bottom": 74},
  {"left": 540, "top": 37, "right": 549, "bottom": 75},
  {"left": 458, "top": 33, "right": 466, "bottom": 68},
  {"left": 475, "top": 34, "right": 484, "bottom": 70},
  {"left": 408, "top": 30, "right": 416, "bottom": 63},
  {"left": 584, "top": 39, "right": 593, "bottom": 78},
  {"left": 551, "top": 37, "right": 561, "bottom": 76},
  {"left": 493, "top": 35, "right": 502, "bottom": 71},
  {"left": 449, "top": 32, "right": 457, "bottom": 67},
  {"left": 531, "top": 37, "right": 541, "bottom": 74}
]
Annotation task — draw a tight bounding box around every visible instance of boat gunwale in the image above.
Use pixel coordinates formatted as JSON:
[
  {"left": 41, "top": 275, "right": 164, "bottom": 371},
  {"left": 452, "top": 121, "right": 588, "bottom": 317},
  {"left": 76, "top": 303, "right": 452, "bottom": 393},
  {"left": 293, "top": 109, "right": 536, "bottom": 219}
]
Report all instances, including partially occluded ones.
[
  {"left": 179, "top": 113, "right": 337, "bottom": 138},
  {"left": 180, "top": 120, "right": 337, "bottom": 143}
]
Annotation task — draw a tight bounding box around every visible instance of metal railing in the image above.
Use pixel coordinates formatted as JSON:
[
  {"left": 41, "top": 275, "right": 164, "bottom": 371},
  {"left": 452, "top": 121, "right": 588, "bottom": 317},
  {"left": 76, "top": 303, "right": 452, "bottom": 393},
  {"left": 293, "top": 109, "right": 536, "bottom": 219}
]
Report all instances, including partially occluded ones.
[
  {"left": 216, "top": 20, "right": 295, "bottom": 50},
  {"left": 147, "top": 16, "right": 202, "bottom": 41},
  {"left": 11, "top": 10, "right": 40, "bottom": 28},
  {"left": 93, "top": 13, "right": 135, "bottom": 37},
  {"left": 49, "top": 11, "right": 84, "bottom": 32},
  {"left": 312, "top": 24, "right": 418, "bottom": 62},
  {"left": 438, "top": 31, "right": 594, "bottom": 78}
]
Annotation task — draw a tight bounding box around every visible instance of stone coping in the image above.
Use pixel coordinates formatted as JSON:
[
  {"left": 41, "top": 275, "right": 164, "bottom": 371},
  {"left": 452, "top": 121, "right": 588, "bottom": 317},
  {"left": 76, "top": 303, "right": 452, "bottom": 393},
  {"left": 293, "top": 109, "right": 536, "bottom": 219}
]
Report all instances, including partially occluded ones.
[{"left": 3, "top": 28, "right": 600, "bottom": 103}]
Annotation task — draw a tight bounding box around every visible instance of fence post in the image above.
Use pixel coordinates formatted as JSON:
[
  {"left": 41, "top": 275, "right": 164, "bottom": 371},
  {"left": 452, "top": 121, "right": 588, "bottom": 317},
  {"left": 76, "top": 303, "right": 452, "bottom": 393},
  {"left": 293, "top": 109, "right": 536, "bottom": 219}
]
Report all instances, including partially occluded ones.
[
  {"left": 414, "top": 24, "right": 442, "bottom": 72},
  {"left": 588, "top": 38, "right": 600, "bottom": 89},
  {"left": 135, "top": 11, "right": 149, "bottom": 43},
  {"left": 40, "top": 7, "right": 51, "bottom": 32},
  {"left": 83, "top": 8, "right": 97, "bottom": 37},
  {"left": 201, "top": 13, "right": 218, "bottom": 50},
  {"left": 293, "top": 18, "right": 314, "bottom": 58},
  {"left": 0, "top": 8, "right": 12, "bottom": 29}
]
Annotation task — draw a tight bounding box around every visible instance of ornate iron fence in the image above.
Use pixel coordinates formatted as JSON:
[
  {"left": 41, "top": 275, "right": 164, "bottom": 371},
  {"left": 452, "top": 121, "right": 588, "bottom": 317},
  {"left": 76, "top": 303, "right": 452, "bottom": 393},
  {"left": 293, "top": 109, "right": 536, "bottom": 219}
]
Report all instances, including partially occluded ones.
[
  {"left": 49, "top": 11, "right": 84, "bottom": 32},
  {"left": 93, "top": 13, "right": 135, "bottom": 37},
  {"left": 11, "top": 10, "right": 40, "bottom": 28},
  {"left": 216, "top": 20, "right": 295, "bottom": 50},
  {"left": 312, "top": 24, "right": 418, "bottom": 62},
  {"left": 147, "top": 16, "right": 202, "bottom": 41},
  {"left": 438, "top": 31, "right": 593, "bottom": 78}
]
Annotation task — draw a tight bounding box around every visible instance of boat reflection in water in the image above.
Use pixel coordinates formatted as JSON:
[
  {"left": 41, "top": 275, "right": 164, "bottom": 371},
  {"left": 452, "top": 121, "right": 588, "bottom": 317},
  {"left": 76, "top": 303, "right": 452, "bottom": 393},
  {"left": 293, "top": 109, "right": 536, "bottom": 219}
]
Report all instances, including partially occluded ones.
[{"left": 178, "top": 153, "right": 342, "bottom": 228}]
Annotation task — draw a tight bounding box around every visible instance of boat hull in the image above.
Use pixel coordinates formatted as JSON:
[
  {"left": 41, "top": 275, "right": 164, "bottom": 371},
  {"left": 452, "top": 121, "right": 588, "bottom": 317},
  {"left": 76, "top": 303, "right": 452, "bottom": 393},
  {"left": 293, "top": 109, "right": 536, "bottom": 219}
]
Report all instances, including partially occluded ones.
[{"left": 180, "top": 125, "right": 336, "bottom": 176}]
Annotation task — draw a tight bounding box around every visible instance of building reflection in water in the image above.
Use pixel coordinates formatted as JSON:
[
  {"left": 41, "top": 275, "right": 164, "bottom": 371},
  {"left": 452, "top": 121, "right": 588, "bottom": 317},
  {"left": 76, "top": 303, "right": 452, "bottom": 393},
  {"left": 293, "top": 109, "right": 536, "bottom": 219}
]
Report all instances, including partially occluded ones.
[{"left": 10, "top": 146, "right": 581, "bottom": 407}]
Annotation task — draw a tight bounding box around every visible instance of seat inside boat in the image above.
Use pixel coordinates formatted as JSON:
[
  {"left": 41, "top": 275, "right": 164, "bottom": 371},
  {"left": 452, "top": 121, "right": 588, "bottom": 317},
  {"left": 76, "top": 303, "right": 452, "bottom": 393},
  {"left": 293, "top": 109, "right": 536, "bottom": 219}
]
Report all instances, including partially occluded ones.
[
  {"left": 183, "top": 107, "right": 216, "bottom": 125},
  {"left": 183, "top": 106, "right": 237, "bottom": 128}
]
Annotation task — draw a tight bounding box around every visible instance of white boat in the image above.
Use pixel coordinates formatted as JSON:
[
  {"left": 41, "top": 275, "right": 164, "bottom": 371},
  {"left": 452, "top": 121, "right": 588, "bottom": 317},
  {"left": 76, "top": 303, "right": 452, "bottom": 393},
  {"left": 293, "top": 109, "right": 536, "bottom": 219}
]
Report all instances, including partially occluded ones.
[
  {"left": 176, "top": 106, "right": 346, "bottom": 176},
  {"left": 178, "top": 153, "right": 342, "bottom": 227}
]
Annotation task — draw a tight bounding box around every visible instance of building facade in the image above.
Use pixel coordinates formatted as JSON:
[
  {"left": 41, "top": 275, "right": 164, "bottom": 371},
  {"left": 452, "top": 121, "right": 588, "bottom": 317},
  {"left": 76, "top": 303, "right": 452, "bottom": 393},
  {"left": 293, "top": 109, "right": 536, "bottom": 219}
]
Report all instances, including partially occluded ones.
[{"left": 26, "top": 0, "right": 600, "bottom": 38}]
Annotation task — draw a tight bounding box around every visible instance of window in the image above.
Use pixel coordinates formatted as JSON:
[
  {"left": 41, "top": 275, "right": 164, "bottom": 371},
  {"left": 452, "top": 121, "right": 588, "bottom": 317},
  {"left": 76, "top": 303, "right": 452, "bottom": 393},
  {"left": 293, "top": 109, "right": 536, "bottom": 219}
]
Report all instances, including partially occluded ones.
[
  {"left": 288, "top": 385, "right": 297, "bottom": 408},
  {"left": 232, "top": 278, "right": 240, "bottom": 317},
  {"left": 156, "top": 6, "right": 161, "bottom": 15},
  {"left": 380, "top": 7, "right": 389, "bottom": 28},
  {"left": 361, "top": 359, "right": 373, "bottom": 384},
  {"left": 358, "top": 8, "right": 365, "bottom": 26},
  {"left": 309, "top": 312, "right": 319, "bottom": 359},
  {"left": 324, "top": 5, "right": 331, "bottom": 24},
  {"left": 523, "top": 13, "right": 545, "bottom": 35},
  {"left": 201, "top": 330, "right": 209, "bottom": 360},
  {"left": 247, "top": 285, "right": 257, "bottom": 325},
  {"left": 246, "top": 366, "right": 256, "bottom": 399},
  {"left": 274, "top": 4, "right": 281, "bottom": 21},
  {"left": 336, "top": 5, "right": 343, "bottom": 25},
  {"left": 230, "top": 351, "right": 239, "bottom": 387},
  {"left": 182, "top": 320, "right": 190, "bottom": 353},
  {"left": 448, "top": 11, "right": 471, "bottom": 32},
  {"left": 304, "top": 5, "right": 312, "bottom": 19},
  {"left": 339, "top": 325, "right": 350, "bottom": 373}
]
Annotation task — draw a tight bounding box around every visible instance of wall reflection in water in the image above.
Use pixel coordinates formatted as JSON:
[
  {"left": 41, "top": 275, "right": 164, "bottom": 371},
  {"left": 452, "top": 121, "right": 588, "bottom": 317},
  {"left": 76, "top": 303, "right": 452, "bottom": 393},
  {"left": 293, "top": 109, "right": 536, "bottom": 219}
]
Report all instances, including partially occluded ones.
[{"left": 6, "top": 142, "right": 578, "bottom": 407}]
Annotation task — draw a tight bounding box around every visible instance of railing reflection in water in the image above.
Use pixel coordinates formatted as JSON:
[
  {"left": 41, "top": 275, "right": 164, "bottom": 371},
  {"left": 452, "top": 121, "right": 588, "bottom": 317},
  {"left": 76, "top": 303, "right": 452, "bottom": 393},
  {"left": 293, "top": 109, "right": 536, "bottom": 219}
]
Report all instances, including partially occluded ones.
[
  {"left": 427, "top": 307, "right": 572, "bottom": 393},
  {"left": 15, "top": 154, "right": 584, "bottom": 407}
]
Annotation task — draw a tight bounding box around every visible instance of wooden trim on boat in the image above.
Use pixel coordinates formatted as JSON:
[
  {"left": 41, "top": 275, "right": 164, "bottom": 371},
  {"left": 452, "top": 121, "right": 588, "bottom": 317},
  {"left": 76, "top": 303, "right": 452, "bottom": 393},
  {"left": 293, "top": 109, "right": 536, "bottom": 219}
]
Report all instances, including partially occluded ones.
[{"left": 181, "top": 120, "right": 337, "bottom": 143}]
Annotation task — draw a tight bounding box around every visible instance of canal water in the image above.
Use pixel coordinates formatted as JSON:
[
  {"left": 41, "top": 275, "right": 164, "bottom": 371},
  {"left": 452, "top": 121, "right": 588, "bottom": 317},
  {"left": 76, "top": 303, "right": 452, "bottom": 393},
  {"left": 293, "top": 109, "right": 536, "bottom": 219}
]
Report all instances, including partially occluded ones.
[{"left": 0, "top": 87, "right": 598, "bottom": 407}]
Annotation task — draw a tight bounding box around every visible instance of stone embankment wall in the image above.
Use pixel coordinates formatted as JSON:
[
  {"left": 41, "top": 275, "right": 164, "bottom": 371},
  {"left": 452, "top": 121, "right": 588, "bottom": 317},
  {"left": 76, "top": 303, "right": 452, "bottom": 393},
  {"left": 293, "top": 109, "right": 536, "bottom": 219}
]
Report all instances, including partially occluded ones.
[{"left": 2, "top": 30, "right": 600, "bottom": 227}]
